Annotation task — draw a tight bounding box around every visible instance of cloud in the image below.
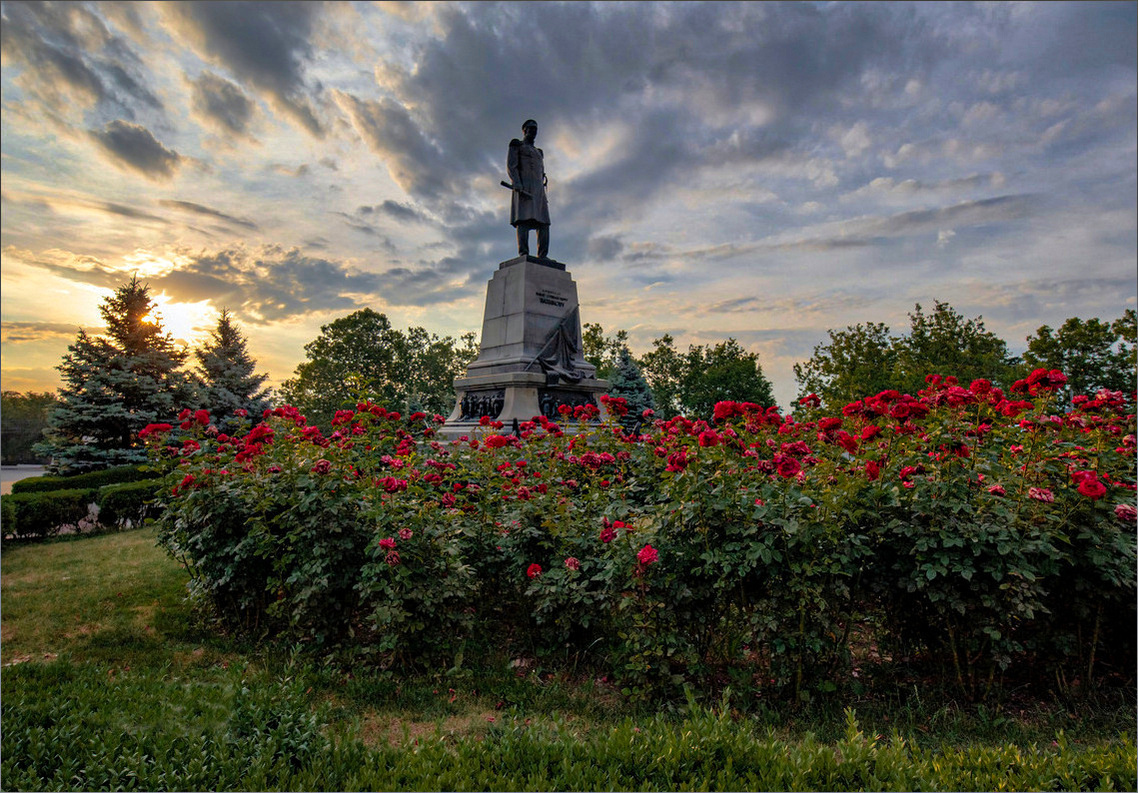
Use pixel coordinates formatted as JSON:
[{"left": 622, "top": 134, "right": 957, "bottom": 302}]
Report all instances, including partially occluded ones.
[
  {"left": 333, "top": 212, "right": 381, "bottom": 237},
  {"left": 187, "top": 70, "right": 258, "bottom": 139},
  {"left": 159, "top": 1, "right": 325, "bottom": 137},
  {"left": 158, "top": 200, "right": 258, "bottom": 230},
  {"left": 88, "top": 120, "right": 183, "bottom": 180},
  {"left": 5, "top": 188, "right": 173, "bottom": 225},
  {"left": 0, "top": 1, "right": 161, "bottom": 119},
  {"left": 333, "top": 91, "right": 450, "bottom": 201},
  {"left": 0, "top": 321, "right": 94, "bottom": 344},
  {"left": 11, "top": 244, "right": 484, "bottom": 324},
  {"left": 842, "top": 173, "right": 1006, "bottom": 203},
  {"left": 358, "top": 200, "right": 434, "bottom": 225},
  {"left": 270, "top": 163, "right": 310, "bottom": 178}
]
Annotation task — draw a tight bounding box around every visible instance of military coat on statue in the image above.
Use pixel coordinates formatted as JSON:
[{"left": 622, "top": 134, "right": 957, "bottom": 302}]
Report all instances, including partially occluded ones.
[{"left": 507, "top": 139, "right": 551, "bottom": 227}]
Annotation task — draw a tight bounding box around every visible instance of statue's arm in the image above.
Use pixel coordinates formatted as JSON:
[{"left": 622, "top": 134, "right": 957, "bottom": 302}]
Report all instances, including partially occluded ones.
[{"left": 506, "top": 139, "right": 521, "bottom": 186}]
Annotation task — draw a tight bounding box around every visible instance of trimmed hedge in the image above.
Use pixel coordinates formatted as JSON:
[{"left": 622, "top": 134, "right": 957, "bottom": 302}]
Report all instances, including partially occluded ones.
[
  {"left": 96, "top": 480, "right": 165, "bottom": 528},
  {"left": 1, "top": 488, "right": 96, "bottom": 539},
  {"left": 10, "top": 465, "right": 158, "bottom": 495}
]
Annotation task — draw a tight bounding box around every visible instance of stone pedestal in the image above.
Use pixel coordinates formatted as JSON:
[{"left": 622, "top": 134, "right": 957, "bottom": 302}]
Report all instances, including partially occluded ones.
[{"left": 441, "top": 255, "right": 609, "bottom": 437}]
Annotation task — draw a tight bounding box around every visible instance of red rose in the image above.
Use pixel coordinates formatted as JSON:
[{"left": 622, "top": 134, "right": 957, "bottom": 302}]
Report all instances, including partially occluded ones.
[
  {"left": 526, "top": 563, "right": 543, "bottom": 579},
  {"left": 600, "top": 527, "right": 616, "bottom": 543},
  {"left": 713, "top": 401, "right": 743, "bottom": 421},
  {"left": 775, "top": 455, "right": 801, "bottom": 478},
  {"left": 173, "top": 473, "right": 196, "bottom": 495},
  {"left": 564, "top": 557, "right": 581, "bottom": 571},
  {"left": 139, "top": 423, "right": 173, "bottom": 438},
  {"left": 194, "top": 409, "right": 210, "bottom": 425},
  {"left": 379, "top": 537, "right": 396, "bottom": 550},
  {"left": 1077, "top": 477, "right": 1107, "bottom": 500},
  {"left": 311, "top": 459, "right": 332, "bottom": 474},
  {"left": 698, "top": 430, "right": 720, "bottom": 447},
  {"left": 637, "top": 544, "right": 659, "bottom": 566}
]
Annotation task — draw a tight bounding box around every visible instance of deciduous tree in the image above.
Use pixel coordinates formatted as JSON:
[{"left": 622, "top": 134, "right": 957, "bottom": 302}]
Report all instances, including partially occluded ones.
[
  {"left": 1, "top": 391, "right": 58, "bottom": 464},
  {"left": 1023, "top": 309, "right": 1136, "bottom": 400},
  {"left": 795, "top": 301, "right": 1019, "bottom": 409},
  {"left": 641, "top": 335, "right": 775, "bottom": 418},
  {"left": 280, "top": 308, "right": 478, "bottom": 427},
  {"left": 793, "top": 322, "right": 897, "bottom": 407}
]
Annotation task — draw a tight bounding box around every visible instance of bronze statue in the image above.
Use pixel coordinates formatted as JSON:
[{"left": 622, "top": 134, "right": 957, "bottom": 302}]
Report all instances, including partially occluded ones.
[{"left": 506, "top": 119, "right": 551, "bottom": 258}]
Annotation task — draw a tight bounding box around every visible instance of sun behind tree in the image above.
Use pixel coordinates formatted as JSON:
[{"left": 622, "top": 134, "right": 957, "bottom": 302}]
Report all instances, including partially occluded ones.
[{"left": 37, "top": 277, "right": 194, "bottom": 473}]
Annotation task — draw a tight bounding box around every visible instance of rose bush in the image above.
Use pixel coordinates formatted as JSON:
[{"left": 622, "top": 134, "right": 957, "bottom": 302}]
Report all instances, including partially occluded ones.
[{"left": 149, "top": 370, "right": 1136, "bottom": 700}]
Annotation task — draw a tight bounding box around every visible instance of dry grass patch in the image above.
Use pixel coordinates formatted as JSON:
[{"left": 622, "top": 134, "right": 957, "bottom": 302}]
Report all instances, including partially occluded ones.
[{"left": 359, "top": 708, "right": 501, "bottom": 747}]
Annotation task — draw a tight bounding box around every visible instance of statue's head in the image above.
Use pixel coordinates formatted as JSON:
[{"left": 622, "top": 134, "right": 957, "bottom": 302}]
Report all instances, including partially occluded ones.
[{"left": 522, "top": 119, "right": 538, "bottom": 140}]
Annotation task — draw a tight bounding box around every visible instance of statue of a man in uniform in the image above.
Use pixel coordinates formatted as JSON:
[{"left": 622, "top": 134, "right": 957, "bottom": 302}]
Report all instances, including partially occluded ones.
[{"left": 506, "top": 119, "right": 551, "bottom": 259}]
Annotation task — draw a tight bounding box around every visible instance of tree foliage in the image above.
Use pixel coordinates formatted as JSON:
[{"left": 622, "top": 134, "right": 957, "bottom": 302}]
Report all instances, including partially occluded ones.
[
  {"left": 582, "top": 323, "right": 630, "bottom": 380},
  {"left": 38, "top": 277, "right": 192, "bottom": 472},
  {"left": 1023, "top": 309, "right": 1136, "bottom": 401},
  {"left": 194, "top": 309, "right": 272, "bottom": 432},
  {"left": 606, "top": 348, "right": 655, "bottom": 427},
  {"left": 280, "top": 308, "right": 477, "bottom": 428},
  {"left": 793, "top": 322, "right": 897, "bottom": 408},
  {"left": 897, "top": 301, "right": 1017, "bottom": 392},
  {"left": 1, "top": 391, "right": 58, "bottom": 464},
  {"left": 641, "top": 335, "right": 775, "bottom": 418},
  {"left": 795, "top": 301, "right": 1018, "bottom": 408}
]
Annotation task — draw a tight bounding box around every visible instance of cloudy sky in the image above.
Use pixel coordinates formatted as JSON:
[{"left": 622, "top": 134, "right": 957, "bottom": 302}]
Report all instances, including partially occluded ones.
[{"left": 2, "top": 1, "right": 1135, "bottom": 407}]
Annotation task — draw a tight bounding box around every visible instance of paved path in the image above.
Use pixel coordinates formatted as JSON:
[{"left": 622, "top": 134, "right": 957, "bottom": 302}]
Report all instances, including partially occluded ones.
[{"left": 1, "top": 466, "right": 47, "bottom": 495}]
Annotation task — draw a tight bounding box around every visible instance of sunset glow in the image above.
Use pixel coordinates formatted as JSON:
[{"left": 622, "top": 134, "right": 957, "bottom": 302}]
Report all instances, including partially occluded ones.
[{"left": 1, "top": 2, "right": 1134, "bottom": 405}]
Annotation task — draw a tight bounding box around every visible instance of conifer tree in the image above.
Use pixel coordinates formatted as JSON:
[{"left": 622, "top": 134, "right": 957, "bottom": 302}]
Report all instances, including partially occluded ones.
[
  {"left": 195, "top": 309, "right": 272, "bottom": 432},
  {"left": 38, "top": 277, "right": 191, "bottom": 472},
  {"left": 607, "top": 347, "right": 655, "bottom": 429}
]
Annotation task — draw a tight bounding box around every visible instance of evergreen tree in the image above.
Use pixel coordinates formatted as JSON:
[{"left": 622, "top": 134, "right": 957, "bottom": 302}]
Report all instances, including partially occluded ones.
[
  {"left": 607, "top": 347, "right": 655, "bottom": 429},
  {"left": 38, "top": 277, "right": 191, "bottom": 472},
  {"left": 195, "top": 309, "right": 272, "bottom": 432}
]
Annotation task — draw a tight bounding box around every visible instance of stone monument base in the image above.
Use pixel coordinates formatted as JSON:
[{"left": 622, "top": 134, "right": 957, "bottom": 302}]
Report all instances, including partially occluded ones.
[
  {"left": 442, "top": 371, "right": 610, "bottom": 438},
  {"left": 440, "top": 254, "right": 610, "bottom": 439}
]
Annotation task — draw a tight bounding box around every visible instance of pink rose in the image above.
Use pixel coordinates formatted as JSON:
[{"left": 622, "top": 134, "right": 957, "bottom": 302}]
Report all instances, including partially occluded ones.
[{"left": 1028, "top": 487, "right": 1055, "bottom": 503}]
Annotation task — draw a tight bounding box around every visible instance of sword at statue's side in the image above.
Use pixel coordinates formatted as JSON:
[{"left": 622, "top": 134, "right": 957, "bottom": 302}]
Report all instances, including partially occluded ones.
[{"left": 500, "top": 180, "right": 532, "bottom": 199}]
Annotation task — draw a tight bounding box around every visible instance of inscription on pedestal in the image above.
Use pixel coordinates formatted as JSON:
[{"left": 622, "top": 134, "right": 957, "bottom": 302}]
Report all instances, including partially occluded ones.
[{"left": 536, "top": 289, "right": 567, "bottom": 308}]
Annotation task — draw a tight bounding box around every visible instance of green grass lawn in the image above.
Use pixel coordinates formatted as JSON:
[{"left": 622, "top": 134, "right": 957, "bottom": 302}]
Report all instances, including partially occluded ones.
[{"left": 2, "top": 528, "right": 1135, "bottom": 791}]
